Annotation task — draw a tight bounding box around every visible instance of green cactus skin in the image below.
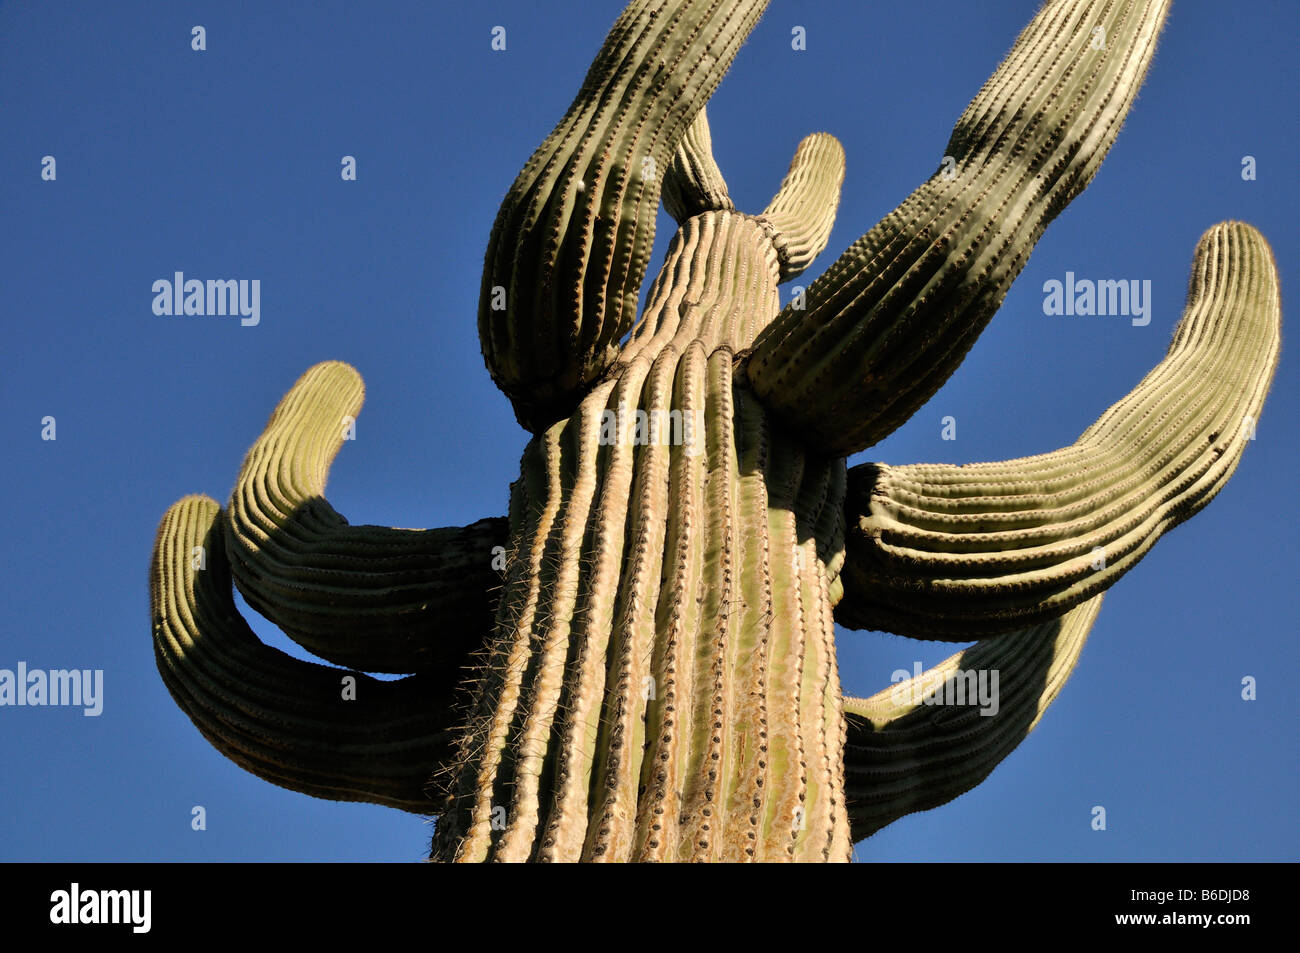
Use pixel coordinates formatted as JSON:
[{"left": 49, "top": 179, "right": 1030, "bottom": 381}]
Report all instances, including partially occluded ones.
[
  {"left": 843, "top": 595, "right": 1103, "bottom": 841},
  {"left": 150, "top": 495, "right": 463, "bottom": 810},
  {"left": 434, "top": 210, "right": 852, "bottom": 861},
  {"left": 747, "top": 0, "right": 1173, "bottom": 458},
  {"left": 478, "top": 0, "right": 770, "bottom": 432},
  {"left": 223, "top": 361, "right": 506, "bottom": 674},
  {"left": 661, "top": 107, "right": 736, "bottom": 222},
  {"left": 149, "top": 0, "right": 1281, "bottom": 862},
  {"left": 835, "top": 222, "right": 1281, "bottom": 638}
]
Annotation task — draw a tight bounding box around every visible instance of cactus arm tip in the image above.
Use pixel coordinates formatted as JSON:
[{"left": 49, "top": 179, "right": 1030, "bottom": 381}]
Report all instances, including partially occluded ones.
[
  {"left": 834, "top": 221, "right": 1281, "bottom": 638},
  {"left": 478, "top": 0, "right": 771, "bottom": 431},
  {"left": 747, "top": 0, "right": 1173, "bottom": 458},
  {"left": 226, "top": 361, "right": 505, "bottom": 674},
  {"left": 757, "top": 131, "right": 846, "bottom": 283}
]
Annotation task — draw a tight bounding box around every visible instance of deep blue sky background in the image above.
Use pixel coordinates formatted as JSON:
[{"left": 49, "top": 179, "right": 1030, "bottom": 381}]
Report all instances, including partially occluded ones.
[{"left": 3, "top": 0, "right": 1296, "bottom": 861}]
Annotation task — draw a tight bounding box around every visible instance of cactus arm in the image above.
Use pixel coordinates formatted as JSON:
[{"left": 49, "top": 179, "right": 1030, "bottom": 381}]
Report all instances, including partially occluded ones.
[
  {"left": 834, "top": 222, "right": 1281, "bottom": 638},
  {"left": 756, "top": 132, "right": 846, "bottom": 283},
  {"left": 662, "top": 106, "right": 735, "bottom": 222},
  {"left": 478, "top": 0, "right": 770, "bottom": 431},
  {"left": 746, "top": 0, "right": 1171, "bottom": 457},
  {"left": 226, "top": 361, "right": 505, "bottom": 674},
  {"left": 662, "top": 105, "right": 844, "bottom": 283},
  {"left": 150, "top": 495, "right": 457, "bottom": 812},
  {"left": 842, "top": 594, "right": 1101, "bottom": 842}
]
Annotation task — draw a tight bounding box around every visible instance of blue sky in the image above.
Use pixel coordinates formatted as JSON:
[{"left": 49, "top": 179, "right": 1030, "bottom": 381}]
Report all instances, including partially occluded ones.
[{"left": 2, "top": 0, "right": 1296, "bottom": 862}]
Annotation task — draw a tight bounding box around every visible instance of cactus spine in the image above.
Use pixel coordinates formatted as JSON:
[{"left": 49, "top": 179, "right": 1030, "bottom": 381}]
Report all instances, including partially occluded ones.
[{"left": 150, "top": 0, "right": 1281, "bottom": 862}]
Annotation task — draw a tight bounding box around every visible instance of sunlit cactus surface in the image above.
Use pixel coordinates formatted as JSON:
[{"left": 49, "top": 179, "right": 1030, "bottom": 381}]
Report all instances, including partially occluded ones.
[{"left": 150, "top": 0, "right": 1281, "bottom": 862}]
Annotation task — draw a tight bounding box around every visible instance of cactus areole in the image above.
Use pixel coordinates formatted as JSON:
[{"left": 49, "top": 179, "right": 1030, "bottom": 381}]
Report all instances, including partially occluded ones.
[{"left": 150, "top": 0, "right": 1280, "bottom": 862}]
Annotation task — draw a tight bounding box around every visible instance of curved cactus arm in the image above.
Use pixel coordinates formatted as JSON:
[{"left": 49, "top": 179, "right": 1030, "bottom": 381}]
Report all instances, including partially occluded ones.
[
  {"left": 757, "top": 132, "right": 846, "bottom": 283},
  {"left": 746, "top": 0, "right": 1171, "bottom": 458},
  {"left": 842, "top": 594, "right": 1101, "bottom": 843},
  {"left": 226, "top": 361, "right": 505, "bottom": 674},
  {"left": 661, "top": 103, "right": 844, "bottom": 282},
  {"left": 151, "top": 495, "right": 457, "bottom": 812},
  {"left": 835, "top": 222, "right": 1281, "bottom": 639},
  {"left": 662, "top": 106, "right": 735, "bottom": 222},
  {"left": 478, "top": 0, "right": 769, "bottom": 430}
]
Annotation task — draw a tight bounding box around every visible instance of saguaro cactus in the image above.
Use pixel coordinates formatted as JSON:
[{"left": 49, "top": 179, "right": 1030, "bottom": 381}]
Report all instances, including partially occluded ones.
[{"left": 150, "top": 0, "right": 1281, "bottom": 862}]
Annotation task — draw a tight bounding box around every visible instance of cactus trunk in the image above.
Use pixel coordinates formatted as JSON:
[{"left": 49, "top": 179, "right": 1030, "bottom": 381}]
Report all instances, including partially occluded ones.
[{"left": 434, "top": 212, "right": 852, "bottom": 861}]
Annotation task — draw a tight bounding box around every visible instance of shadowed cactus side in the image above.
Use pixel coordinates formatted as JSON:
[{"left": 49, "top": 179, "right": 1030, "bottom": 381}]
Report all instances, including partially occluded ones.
[{"left": 150, "top": 0, "right": 1281, "bottom": 862}]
